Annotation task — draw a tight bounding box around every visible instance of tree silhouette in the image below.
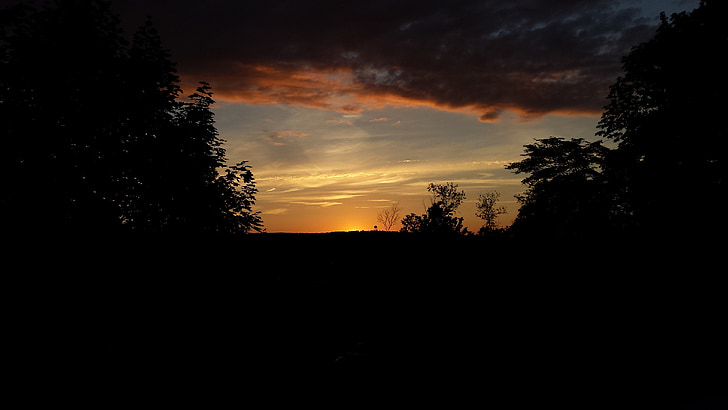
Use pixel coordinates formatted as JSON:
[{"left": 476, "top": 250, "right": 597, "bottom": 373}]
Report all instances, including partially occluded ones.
[
  {"left": 427, "top": 182, "right": 465, "bottom": 215},
  {"left": 1, "top": 0, "right": 131, "bottom": 232},
  {"left": 183, "top": 83, "right": 262, "bottom": 233},
  {"left": 475, "top": 191, "right": 506, "bottom": 234},
  {"left": 376, "top": 202, "right": 401, "bottom": 231},
  {"left": 400, "top": 183, "right": 465, "bottom": 234},
  {"left": 504, "top": 1, "right": 726, "bottom": 239},
  {"left": 0, "top": 0, "right": 262, "bottom": 235},
  {"left": 597, "top": 0, "right": 726, "bottom": 235},
  {"left": 506, "top": 137, "right": 610, "bottom": 237}
]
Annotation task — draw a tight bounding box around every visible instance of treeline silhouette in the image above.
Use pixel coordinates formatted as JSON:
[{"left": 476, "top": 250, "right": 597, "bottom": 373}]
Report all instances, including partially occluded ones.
[
  {"left": 398, "top": 182, "right": 507, "bottom": 236},
  {"left": 1, "top": 0, "right": 262, "bottom": 236}
]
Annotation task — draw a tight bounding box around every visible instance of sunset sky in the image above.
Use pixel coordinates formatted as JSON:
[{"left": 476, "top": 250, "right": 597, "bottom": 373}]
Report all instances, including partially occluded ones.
[{"left": 112, "top": 0, "right": 697, "bottom": 232}]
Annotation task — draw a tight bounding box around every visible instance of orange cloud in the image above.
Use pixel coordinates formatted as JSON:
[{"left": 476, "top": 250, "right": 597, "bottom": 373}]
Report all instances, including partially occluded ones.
[
  {"left": 184, "top": 63, "right": 361, "bottom": 112},
  {"left": 182, "top": 63, "right": 601, "bottom": 123}
]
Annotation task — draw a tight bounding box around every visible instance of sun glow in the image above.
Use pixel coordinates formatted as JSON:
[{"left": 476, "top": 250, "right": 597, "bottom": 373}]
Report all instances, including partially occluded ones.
[{"left": 339, "top": 225, "right": 366, "bottom": 232}]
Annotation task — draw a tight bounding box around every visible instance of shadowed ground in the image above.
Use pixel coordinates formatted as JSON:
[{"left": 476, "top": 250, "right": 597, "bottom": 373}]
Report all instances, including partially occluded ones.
[{"left": 6, "top": 232, "right": 725, "bottom": 407}]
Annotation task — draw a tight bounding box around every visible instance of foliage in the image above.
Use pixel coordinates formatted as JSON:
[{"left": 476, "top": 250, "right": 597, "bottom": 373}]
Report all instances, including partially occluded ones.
[
  {"left": 400, "top": 212, "right": 424, "bottom": 234},
  {"left": 213, "top": 160, "right": 264, "bottom": 234},
  {"left": 507, "top": 138, "right": 606, "bottom": 188},
  {"left": 506, "top": 137, "right": 611, "bottom": 237},
  {"left": 0, "top": 0, "right": 262, "bottom": 234},
  {"left": 153, "top": 82, "right": 263, "bottom": 233},
  {"left": 475, "top": 191, "right": 506, "bottom": 232},
  {"left": 502, "top": 1, "right": 726, "bottom": 238},
  {"left": 426, "top": 182, "right": 465, "bottom": 215},
  {"left": 400, "top": 183, "right": 465, "bottom": 234},
  {"left": 596, "top": 0, "right": 726, "bottom": 233}
]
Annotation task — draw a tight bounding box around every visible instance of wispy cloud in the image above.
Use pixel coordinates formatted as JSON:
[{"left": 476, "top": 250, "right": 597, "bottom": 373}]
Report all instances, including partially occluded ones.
[
  {"left": 262, "top": 208, "right": 288, "bottom": 215},
  {"left": 290, "top": 201, "right": 343, "bottom": 207},
  {"left": 264, "top": 130, "right": 309, "bottom": 146}
]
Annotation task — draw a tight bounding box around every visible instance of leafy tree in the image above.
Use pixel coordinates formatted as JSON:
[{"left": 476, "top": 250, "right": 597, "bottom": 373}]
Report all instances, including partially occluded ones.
[
  {"left": 507, "top": 138, "right": 605, "bottom": 186},
  {"left": 427, "top": 182, "right": 465, "bottom": 215},
  {"left": 596, "top": 0, "right": 726, "bottom": 233},
  {"left": 0, "top": 0, "right": 262, "bottom": 235},
  {"left": 400, "top": 212, "right": 424, "bottom": 234},
  {"left": 212, "top": 161, "right": 263, "bottom": 234},
  {"left": 1, "top": 0, "right": 132, "bottom": 232},
  {"left": 168, "top": 83, "right": 263, "bottom": 233},
  {"left": 475, "top": 191, "right": 506, "bottom": 233},
  {"left": 506, "top": 137, "right": 610, "bottom": 237},
  {"left": 400, "top": 183, "right": 465, "bottom": 234},
  {"left": 118, "top": 15, "right": 185, "bottom": 231}
]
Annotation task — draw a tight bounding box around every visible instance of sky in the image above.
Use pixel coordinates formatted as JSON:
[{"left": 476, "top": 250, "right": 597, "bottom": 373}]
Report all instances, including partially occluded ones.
[{"left": 112, "top": 0, "right": 697, "bottom": 232}]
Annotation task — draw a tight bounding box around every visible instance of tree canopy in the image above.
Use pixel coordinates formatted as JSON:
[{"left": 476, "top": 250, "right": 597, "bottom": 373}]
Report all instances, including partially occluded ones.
[
  {"left": 506, "top": 137, "right": 611, "bottom": 237},
  {"left": 506, "top": 1, "right": 725, "bottom": 238},
  {"left": 0, "top": 0, "right": 262, "bottom": 235},
  {"left": 475, "top": 191, "right": 506, "bottom": 233},
  {"left": 400, "top": 183, "right": 466, "bottom": 234},
  {"left": 596, "top": 0, "right": 725, "bottom": 234}
]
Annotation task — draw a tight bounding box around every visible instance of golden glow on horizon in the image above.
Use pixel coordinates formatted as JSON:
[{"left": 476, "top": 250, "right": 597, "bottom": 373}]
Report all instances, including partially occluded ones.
[{"left": 256, "top": 172, "right": 522, "bottom": 233}]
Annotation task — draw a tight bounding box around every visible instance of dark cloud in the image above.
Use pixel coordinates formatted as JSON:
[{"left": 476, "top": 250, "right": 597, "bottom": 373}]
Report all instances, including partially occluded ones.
[{"left": 112, "top": 0, "right": 683, "bottom": 120}]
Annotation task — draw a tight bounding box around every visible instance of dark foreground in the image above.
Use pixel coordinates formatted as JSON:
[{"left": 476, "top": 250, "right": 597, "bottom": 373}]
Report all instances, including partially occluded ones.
[{"left": 6, "top": 232, "right": 726, "bottom": 407}]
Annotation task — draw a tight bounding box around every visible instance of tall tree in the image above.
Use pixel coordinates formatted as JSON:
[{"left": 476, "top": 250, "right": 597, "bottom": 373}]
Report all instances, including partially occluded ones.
[
  {"left": 506, "top": 137, "right": 610, "bottom": 237},
  {"left": 168, "top": 83, "right": 263, "bottom": 233},
  {"left": 119, "top": 15, "right": 184, "bottom": 230},
  {"left": 1, "top": 0, "right": 131, "bottom": 232},
  {"left": 596, "top": 0, "right": 726, "bottom": 234},
  {"left": 0, "top": 0, "right": 262, "bottom": 235}
]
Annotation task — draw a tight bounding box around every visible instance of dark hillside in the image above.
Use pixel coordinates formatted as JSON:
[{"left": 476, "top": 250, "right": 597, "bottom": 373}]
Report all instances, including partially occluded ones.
[{"left": 6, "top": 232, "right": 725, "bottom": 407}]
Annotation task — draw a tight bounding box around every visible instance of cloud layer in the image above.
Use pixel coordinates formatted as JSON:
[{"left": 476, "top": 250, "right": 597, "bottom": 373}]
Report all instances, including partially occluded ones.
[{"left": 117, "top": 0, "right": 661, "bottom": 121}]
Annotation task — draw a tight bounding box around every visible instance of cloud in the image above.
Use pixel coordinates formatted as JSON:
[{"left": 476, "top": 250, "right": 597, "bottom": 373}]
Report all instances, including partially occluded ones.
[
  {"left": 194, "top": 63, "right": 362, "bottom": 112},
  {"left": 127, "top": 0, "right": 667, "bottom": 121},
  {"left": 262, "top": 208, "right": 288, "bottom": 215},
  {"left": 369, "top": 117, "right": 389, "bottom": 122},
  {"left": 290, "top": 201, "right": 343, "bottom": 207},
  {"left": 264, "top": 130, "right": 309, "bottom": 145}
]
